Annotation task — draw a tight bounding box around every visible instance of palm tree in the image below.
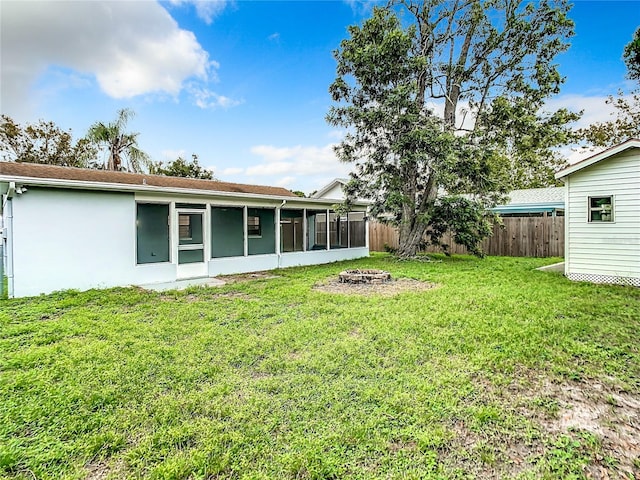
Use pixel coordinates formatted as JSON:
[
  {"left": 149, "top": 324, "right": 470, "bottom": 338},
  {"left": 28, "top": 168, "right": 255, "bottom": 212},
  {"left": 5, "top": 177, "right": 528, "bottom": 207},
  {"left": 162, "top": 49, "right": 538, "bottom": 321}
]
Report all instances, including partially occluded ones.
[{"left": 87, "top": 109, "right": 150, "bottom": 172}]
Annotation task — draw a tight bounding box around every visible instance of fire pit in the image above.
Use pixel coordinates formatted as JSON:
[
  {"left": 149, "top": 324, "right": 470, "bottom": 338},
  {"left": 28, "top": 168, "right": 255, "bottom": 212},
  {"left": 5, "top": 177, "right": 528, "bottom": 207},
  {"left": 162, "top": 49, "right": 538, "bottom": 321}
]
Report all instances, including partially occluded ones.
[{"left": 339, "top": 269, "right": 392, "bottom": 284}]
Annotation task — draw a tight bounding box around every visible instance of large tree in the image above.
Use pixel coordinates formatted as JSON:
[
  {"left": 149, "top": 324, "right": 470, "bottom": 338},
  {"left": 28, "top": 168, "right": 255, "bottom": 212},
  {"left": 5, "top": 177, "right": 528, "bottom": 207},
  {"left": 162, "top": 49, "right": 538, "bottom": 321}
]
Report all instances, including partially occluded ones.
[
  {"left": 87, "top": 109, "right": 150, "bottom": 172},
  {"left": 580, "top": 28, "right": 640, "bottom": 147},
  {"left": 328, "top": 2, "right": 578, "bottom": 257},
  {"left": 150, "top": 154, "right": 216, "bottom": 180},
  {"left": 0, "top": 115, "right": 97, "bottom": 167},
  {"left": 623, "top": 27, "right": 640, "bottom": 82}
]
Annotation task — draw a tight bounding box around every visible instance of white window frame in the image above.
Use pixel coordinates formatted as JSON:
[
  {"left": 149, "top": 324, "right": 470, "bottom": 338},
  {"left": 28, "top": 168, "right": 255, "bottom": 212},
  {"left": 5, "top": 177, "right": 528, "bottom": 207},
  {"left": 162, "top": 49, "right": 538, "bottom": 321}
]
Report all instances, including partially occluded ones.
[{"left": 588, "top": 195, "right": 614, "bottom": 223}]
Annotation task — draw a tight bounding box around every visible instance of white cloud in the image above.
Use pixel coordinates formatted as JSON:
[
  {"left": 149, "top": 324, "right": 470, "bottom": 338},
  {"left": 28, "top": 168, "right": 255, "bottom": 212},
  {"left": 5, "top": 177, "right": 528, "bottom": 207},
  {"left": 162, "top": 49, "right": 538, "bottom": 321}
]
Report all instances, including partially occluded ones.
[
  {"left": 212, "top": 143, "right": 352, "bottom": 193},
  {"left": 1, "top": 1, "right": 217, "bottom": 116},
  {"left": 168, "top": 0, "right": 230, "bottom": 24},
  {"left": 160, "top": 149, "right": 187, "bottom": 161},
  {"left": 268, "top": 32, "right": 280, "bottom": 42},
  {"left": 327, "top": 129, "right": 346, "bottom": 140},
  {"left": 543, "top": 93, "right": 619, "bottom": 129},
  {"left": 277, "top": 176, "right": 296, "bottom": 187},
  {"left": 188, "top": 85, "right": 243, "bottom": 109},
  {"left": 343, "top": 0, "right": 378, "bottom": 15},
  {"left": 247, "top": 144, "right": 349, "bottom": 177},
  {"left": 220, "top": 167, "right": 244, "bottom": 175}
]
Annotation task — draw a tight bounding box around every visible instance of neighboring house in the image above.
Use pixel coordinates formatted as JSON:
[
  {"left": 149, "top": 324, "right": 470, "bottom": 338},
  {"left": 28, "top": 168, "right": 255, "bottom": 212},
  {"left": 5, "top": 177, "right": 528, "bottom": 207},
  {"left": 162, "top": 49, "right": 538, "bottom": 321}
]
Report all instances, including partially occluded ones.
[
  {"left": 314, "top": 178, "right": 565, "bottom": 216},
  {"left": 311, "top": 178, "right": 350, "bottom": 200},
  {"left": 0, "top": 163, "right": 369, "bottom": 298},
  {"left": 555, "top": 138, "right": 640, "bottom": 286},
  {"left": 492, "top": 187, "right": 565, "bottom": 217}
]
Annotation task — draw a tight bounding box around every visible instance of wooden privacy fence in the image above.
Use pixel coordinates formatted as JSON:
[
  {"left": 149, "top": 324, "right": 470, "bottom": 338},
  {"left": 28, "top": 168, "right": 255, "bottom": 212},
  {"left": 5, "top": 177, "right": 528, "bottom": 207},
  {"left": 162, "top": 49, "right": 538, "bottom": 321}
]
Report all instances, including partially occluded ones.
[{"left": 369, "top": 216, "right": 564, "bottom": 257}]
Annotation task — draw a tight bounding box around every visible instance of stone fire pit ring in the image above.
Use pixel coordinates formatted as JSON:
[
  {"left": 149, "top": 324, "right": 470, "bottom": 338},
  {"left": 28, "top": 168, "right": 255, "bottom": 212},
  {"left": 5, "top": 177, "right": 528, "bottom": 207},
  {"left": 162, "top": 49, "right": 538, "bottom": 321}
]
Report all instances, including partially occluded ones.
[{"left": 339, "top": 269, "right": 392, "bottom": 284}]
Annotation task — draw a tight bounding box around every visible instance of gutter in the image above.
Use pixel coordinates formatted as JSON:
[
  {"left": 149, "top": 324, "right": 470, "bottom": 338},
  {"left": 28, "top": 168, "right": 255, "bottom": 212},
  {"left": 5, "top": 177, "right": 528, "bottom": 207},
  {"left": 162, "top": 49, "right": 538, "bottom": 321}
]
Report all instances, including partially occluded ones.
[{"left": 1, "top": 182, "right": 16, "bottom": 298}]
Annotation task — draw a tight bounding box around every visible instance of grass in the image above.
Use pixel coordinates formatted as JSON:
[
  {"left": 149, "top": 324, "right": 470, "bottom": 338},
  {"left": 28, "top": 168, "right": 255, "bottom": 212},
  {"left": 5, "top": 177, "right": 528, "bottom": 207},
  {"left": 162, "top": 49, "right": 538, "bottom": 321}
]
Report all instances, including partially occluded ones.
[{"left": 0, "top": 253, "right": 639, "bottom": 479}]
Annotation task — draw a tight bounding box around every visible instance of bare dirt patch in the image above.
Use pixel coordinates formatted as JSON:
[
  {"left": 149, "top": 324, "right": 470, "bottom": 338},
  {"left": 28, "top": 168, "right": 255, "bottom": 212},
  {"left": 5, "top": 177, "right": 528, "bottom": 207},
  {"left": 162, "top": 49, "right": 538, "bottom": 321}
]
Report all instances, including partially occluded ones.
[
  {"left": 458, "top": 370, "right": 640, "bottom": 479},
  {"left": 538, "top": 380, "right": 640, "bottom": 479},
  {"left": 219, "top": 271, "right": 281, "bottom": 283},
  {"left": 159, "top": 291, "right": 256, "bottom": 302},
  {"left": 313, "top": 277, "right": 438, "bottom": 296}
]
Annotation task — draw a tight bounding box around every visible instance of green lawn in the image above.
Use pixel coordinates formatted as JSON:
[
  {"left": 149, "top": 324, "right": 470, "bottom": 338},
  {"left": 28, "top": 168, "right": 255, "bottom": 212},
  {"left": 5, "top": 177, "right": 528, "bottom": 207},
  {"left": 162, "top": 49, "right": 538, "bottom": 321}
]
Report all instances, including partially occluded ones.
[{"left": 1, "top": 254, "right": 639, "bottom": 479}]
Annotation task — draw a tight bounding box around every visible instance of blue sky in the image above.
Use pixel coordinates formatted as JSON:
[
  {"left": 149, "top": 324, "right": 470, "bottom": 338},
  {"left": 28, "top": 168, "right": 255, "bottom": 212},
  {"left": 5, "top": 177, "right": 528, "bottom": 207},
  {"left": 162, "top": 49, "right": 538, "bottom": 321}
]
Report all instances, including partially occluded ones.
[{"left": 1, "top": 0, "right": 639, "bottom": 194}]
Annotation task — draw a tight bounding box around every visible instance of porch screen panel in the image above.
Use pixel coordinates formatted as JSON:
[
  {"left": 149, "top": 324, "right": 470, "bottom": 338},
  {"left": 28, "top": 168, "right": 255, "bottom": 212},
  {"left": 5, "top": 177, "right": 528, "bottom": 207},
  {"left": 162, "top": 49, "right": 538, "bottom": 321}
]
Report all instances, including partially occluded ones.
[
  {"left": 136, "top": 203, "right": 170, "bottom": 264},
  {"left": 281, "top": 210, "right": 304, "bottom": 252},
  {"left": 348, "top": 212, "right": 366, "bottom": 247},
  {"left": 329, "top": 212, "right": 348, "bottom": 249},
  {"left": 211, "top": 207, "right": 244, "bottom": 258},
  {"left": 248, "top": 208, "right": 276, "bottom": 255},
  {"left": 306, "top": 211, "right": 326, "bottom": 250}
]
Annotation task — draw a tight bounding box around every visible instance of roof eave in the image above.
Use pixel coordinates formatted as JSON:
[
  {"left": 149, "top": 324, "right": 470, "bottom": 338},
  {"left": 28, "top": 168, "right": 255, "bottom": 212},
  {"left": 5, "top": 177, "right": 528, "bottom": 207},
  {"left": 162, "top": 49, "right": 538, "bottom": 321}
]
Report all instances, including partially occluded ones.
[
  {"left": 0, "top": 175, "right": 369, "bottom": 207},
  {"left": 555, "top": 139, "right": 640, "bottom": 179}
]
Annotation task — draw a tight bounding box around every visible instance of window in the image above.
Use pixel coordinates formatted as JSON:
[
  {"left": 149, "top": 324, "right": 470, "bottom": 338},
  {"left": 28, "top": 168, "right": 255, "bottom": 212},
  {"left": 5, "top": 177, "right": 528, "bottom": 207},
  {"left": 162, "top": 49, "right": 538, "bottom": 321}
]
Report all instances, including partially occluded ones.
[
  {"left": 136, "top": 203, "right": 170, "bottom": 264},
  {"left": 247, "top": 215, "right": 261, "bottom": 237},
  {"left": 247, "top": 209, "right": 275, "bottom": 255},
  {"left": 178, "top": 213, "right": 203, "bottom": 245},
  {"left": 179, "top": 214, "right": 193, "bottom": 240},
  {"left": 588, "top": 196, "right": 613, "bottom": 222}
]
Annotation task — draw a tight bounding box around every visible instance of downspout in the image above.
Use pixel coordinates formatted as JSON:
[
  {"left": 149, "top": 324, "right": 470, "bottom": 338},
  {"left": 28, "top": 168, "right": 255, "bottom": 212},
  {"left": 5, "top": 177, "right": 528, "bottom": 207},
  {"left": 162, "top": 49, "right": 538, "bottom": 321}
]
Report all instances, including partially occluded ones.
[
  {"left": 2, "top": 182, "right": 16, "bottom": 298},
  {"left": 276, "top": 200, "right": 286, "bottom": 268}
]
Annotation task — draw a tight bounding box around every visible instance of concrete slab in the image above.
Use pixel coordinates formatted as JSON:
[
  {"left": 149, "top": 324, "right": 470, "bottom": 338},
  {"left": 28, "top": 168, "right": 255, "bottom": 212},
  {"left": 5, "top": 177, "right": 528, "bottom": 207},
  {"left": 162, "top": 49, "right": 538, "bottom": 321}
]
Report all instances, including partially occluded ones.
[
  {"left": 536, "top": 262, "right": 565, "bottom": 273},
  {"left": 139, "top": 277, "right": 226, "bottom": 292}
]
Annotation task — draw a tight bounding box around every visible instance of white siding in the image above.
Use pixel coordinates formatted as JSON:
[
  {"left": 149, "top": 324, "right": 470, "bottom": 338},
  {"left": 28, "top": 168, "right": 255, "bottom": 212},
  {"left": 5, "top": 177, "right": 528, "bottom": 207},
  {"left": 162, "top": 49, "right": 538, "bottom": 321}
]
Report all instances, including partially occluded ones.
[
  {"left": 565, "top": 149, "right": 640, "bottom": 280},
  {"left": 319, "top": 183, "right": 346, "bottom": 200},
  {"left": 10, "top": 188, "right": 176, "bottom": 297}
]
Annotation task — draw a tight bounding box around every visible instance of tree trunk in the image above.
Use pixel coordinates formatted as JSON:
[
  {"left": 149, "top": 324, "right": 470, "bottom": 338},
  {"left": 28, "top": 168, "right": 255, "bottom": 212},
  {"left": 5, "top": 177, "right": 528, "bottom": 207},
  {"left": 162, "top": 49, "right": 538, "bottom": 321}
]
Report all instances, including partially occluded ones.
[{"left": 397, "top": 218, "right": 428, "bottom": 258}]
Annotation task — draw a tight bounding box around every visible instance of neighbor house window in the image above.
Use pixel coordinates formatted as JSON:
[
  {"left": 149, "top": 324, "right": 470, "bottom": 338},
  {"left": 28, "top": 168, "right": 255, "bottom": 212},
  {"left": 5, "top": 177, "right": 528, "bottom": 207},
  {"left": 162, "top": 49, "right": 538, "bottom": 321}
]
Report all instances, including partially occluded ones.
[
  {"left": 588, "top": 196, "right": 613, "bottom": 222},
  {"left": 247, "top": 215, "right": 261, "bottom": 237}
]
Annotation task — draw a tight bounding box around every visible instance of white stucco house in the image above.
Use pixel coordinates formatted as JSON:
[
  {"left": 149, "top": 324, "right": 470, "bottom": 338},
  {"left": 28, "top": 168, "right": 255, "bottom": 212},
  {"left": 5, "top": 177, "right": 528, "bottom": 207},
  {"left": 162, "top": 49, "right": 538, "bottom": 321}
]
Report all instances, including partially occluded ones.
[
  {"left": 0, "top": 162, "right": 369, "bottom": 298},
  {"left": 555, "top": 138, "right": 640, "bottom": 286}
]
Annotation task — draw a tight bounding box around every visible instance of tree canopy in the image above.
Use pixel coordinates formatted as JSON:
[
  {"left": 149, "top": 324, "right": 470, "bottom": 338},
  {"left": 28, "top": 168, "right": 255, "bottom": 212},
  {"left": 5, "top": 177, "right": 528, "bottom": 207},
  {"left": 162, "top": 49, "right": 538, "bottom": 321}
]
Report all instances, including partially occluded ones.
[
  {"left": 328, "top": 1, "right": 578, "bottom": 257},
  {"left": 579, "top": 27, "right": 640, "bottom": 147},
  {"left": 86, "top": 109, "right": 150, "bottom": 172},
  {"left": 623, "top": 27, "right": 640, "bottom": 82},
  {"left": 150, "top": 155, "right": 216, "bottom": 180},
  {"left": 0, "top": 115, "right": 96, "bottom": 167}
]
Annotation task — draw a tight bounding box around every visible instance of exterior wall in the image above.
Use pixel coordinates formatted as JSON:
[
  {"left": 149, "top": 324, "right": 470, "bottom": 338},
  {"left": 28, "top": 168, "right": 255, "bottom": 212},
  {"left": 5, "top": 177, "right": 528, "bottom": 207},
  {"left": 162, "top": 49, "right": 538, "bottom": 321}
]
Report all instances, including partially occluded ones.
[
  {"left": 10, "top": 188, "right": 176, "bottom": 297},
  {"left": 565, "top": 149, "right": 640, "bottom": 285},
  {"left": 6, "top": 187, "right": 369, "bottom": 297},
  {"left": 279, "top": 247, "right": 368, "bottom": 268},
  {"left": 208, "top": 248, "right": 369, "bottom": 276}
]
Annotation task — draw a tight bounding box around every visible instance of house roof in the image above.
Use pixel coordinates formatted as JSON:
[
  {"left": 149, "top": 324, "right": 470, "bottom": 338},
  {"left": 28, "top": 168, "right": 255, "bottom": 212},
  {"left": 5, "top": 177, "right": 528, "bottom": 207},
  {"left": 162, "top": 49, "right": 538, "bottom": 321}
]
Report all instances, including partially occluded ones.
[
  {"left": 555, "top": 138, "right": 640, "bottom": 179},
  {"left": 504, "top": 187, "right": 564, "bottom": 205},
  {"left": 492, "top": 187, "right": 564, "bottom": 214},
  {"left": 0, "top": 162, "right": 298, "bottom": 198}
]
